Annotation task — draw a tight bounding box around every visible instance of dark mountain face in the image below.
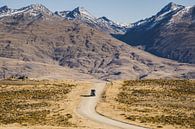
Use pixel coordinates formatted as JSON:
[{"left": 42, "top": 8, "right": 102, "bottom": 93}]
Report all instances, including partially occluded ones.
[{"left": 116, "top": 2, "right": 195, "bottom": 64}]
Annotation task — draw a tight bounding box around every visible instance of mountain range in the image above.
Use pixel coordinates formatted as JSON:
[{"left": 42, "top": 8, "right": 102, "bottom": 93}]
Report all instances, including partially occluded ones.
[
  {"left": 0, "top": 3, "right": 195, "bottom": 80},
  {"left": 55, "top": 6, "right": 128, "bottom": 34},
  {"left": 0, "top": 5, "right": 127, "bottom": 34},
  {"left": 116, "top": 2, "right": 195, "bottom": 64}
]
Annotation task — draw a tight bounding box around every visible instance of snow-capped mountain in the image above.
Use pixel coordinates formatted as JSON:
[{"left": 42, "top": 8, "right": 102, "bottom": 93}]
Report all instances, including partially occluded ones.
[
  {"left": 66, "top": 7, "right": 96, "bottom": 20},
  {"left": 117, "top": 2, "right": 195, "bottom": 64},
  {"left": 56, "top": 7, "right": 127, "bottom": 34},
  {"left": 131, "top": 2, "right": 185, "bottom": 29},
  {"left": 0, "top": 4, "right": 54, "bottom": 19},
  {"left": 56, "top": 7, "right": 97, "bottom": 25},
  {"left": 156, "top": 2, "right": 184, "bottom": 16}
]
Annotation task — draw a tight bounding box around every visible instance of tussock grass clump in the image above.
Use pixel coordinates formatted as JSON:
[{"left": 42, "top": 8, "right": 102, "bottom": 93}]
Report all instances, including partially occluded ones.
[{"left": 0, "top": 80, "right": 76, "bottom": 127}]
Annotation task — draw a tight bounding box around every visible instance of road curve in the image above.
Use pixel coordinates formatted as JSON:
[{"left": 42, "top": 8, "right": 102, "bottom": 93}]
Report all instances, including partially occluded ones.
[{"left": 77, "top": 82, "right": 148, "bottom": 129}]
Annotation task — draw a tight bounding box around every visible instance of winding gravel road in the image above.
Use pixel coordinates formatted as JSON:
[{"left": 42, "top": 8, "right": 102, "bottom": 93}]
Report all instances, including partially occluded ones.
[{"left": 77, "top": 82, "right": 148, "bottom": 129}]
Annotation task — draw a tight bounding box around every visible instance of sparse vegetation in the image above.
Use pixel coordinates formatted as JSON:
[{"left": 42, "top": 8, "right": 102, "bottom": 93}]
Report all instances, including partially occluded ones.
[
  {"left": 98, "top": 80, "right": 195, "bottom": 129},
  {"left": 116, "top": 80, "right": 195, "bottom": 129},
  {"left": 0, "top": 80, "right": 76, "bottom": 127}
]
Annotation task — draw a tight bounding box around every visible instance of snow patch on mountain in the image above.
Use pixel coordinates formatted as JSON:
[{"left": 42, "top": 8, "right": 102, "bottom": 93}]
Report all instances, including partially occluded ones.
[
  {"left": 168, "top": 6, "right": 192, "bottom": 25},
  {"left": 76, "top": 7, "right": 96, "bottom": 19},
  {"left": 55, "top": 10, "right": 70, "bottom": 17},
  {"left": 97, "top": 16, "right": 124, "bottom": 27}
]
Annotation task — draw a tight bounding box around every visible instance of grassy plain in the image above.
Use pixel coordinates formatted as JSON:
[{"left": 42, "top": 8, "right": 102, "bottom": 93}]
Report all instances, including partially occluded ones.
[
  {"left": 0, "top": 79, "right": 76, "bottom": 127},
  {"left": 97, "top": 80, "right": 195, "bottom": 129},
  {"left": 0, "top": 79, "right": 115, "bottom": 129}
]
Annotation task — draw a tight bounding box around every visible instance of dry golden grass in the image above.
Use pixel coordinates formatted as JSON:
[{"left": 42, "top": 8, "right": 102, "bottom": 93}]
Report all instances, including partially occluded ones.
[
  {"left": 0, "top": 80, "right": 117, "bottom": 129},
  {"left": 97, "top": 80, "right": 195, "bottom": 129},
  {"left": 0, "top": 79, "right": 76, "bottom": 127}
]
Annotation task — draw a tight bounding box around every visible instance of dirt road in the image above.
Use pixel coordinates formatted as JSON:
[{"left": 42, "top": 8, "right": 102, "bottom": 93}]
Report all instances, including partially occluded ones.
[{"left": 77, "top": 82, "right": 148, "bottom": 129}]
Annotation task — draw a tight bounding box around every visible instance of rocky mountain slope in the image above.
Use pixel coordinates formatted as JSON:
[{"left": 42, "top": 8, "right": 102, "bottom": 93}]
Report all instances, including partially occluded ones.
[
  {"left": 55, "top": 7, "right": 127, "bottom": 34},
  {"left": 116, "top": 2, "right": 195, "bottom": 64},
  {"left": 0, "top": 4, "right": 195, "bottom": 80}
]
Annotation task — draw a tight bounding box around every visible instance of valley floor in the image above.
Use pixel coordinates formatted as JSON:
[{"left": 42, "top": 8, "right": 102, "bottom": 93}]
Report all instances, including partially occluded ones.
[
  {"left": 0, "top": 79, "right": 194, "bottom": 129},
  {"left": 97, "top": 80, "right": 195, "bottom": 129},
  {"left": 0, "top": 80, "right": 115, "bottom": 129}
]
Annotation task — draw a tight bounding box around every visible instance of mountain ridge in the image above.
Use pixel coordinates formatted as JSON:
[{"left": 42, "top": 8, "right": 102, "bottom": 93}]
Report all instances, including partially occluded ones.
[
  {"left": 55, "top": 6, "right": 128, "bottom": 34},
  {"left": 0, "top": 4, "right": 55, "bottom": 18}
]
